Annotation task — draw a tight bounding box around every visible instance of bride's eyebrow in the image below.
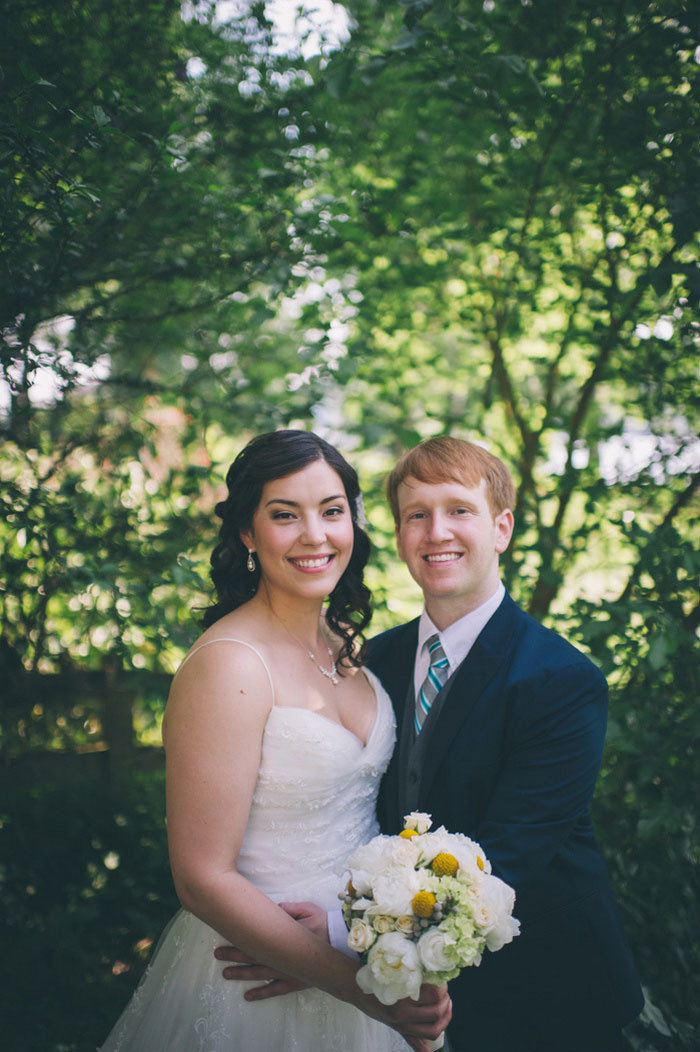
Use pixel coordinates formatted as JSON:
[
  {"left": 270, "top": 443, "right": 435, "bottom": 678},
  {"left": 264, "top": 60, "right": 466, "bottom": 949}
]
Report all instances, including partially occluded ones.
[{"left": 264, "top": 494, "right": 346, "bottom": 508}]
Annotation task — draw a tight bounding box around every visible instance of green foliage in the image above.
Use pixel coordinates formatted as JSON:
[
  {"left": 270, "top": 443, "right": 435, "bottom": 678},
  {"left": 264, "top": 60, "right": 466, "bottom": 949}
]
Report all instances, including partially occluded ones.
[
  {"left": 305, "top": 0, "right": 700, "bottom": 615},
  {"left": 566, "top": 519, "right": 700, "bottom": 1048},
  {"left": 0, "top": 0, "right": 326, "bottom": 702},
  {"left": 0, "top": 771, "right": 178, "bottom": 1052},
  {"left": 0, "top": 1, "right": 698, "bottom": 1048}
]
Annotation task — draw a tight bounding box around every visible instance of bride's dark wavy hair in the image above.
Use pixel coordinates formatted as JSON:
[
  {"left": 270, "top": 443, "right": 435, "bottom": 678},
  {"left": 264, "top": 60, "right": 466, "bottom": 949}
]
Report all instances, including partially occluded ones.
[{"left": 202, "top": 430, "right": 372, "bottom": 670}]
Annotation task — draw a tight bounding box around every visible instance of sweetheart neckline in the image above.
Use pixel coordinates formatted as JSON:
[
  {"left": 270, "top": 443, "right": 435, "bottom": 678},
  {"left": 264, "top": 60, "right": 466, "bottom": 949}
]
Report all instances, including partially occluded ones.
[{"left": 266, "top": 677, "right": 385, "bottom": 751}]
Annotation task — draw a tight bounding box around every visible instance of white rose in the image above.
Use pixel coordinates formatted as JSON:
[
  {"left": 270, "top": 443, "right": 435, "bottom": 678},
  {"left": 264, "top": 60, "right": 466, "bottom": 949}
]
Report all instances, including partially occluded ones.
[
  {"left": 417, "top": 926, "right": 459, "bottom": 973},
  {"left": 347, "top": 918, "right": 376, "bottom": 954},
  {"left": 396, "top": 914, "right": 415, "bottom": 935},
  {"left": 404, "top": 811, "right": 432, "bottom": 834},
  {"left": 356, "top": 932, "right": 423, "bottom": 1005},
  {"left": 373, "top": 915, "right": 394, "bottom": 934}
]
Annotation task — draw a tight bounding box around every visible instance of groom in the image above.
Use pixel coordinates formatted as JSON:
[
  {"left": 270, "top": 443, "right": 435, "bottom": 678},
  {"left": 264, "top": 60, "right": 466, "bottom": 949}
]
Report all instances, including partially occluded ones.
[
  {"left": 361, "top": 436, "right": 642, "bottom": 1051},
  {"left": 362, "top": 435, "right": 640, "bottom": 1052},
  {"left": 219, "top": 436, "right": 643, "bottom": 1051}
]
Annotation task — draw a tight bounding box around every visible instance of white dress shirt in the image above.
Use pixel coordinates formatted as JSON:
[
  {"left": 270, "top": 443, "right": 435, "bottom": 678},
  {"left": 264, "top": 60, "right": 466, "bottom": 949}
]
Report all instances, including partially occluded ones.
[{"left": 413, "top": 581, "right": 506, "bottom": 697}]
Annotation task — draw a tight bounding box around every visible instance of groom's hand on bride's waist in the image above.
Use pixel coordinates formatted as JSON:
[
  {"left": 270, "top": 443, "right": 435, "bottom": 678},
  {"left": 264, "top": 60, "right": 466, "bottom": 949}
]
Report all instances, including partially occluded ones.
[
  {"left": 215, "top": 901, "right": 328, "bottom": 1000},
  {"left": 214, "top": 948, "right": 307, "bottom": 1000}
]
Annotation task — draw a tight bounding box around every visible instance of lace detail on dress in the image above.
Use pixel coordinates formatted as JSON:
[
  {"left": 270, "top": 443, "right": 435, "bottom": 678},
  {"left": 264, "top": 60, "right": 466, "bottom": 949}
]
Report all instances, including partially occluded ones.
[{"left": 99, "top": 671, "right": 407, "bottom": 1052}]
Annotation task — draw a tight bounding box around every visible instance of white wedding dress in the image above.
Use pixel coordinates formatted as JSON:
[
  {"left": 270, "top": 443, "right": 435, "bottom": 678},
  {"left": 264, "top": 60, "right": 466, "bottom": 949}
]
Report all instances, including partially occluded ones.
[{"left": 99, "top": 641, "right": 409, "bottom": 1052}]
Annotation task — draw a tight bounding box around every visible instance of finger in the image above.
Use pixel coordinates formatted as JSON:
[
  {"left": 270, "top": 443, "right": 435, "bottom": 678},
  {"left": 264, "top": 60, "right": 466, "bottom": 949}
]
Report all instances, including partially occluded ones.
[
  {"left": 278, "top": 901, "right": 313, "bottom": 919},
  {"left": 415, "top": 982, "right": 448, "bottom": 1004},
  {"left": 221, "top": 965, "right": 284, "bottom": 982},
  {"left": 243, "top": 978, "right": 307, "bottom": 1002},
  {"left": 392, "top": 990, "right": 450, "bottom": 1021},
  {"left": 408, "top": 988, "right": 452, "bottom": 1026},
  {"left": 388, "top": 996, "right": 451, "bottom": 1036},
  {"left": 279, "top": 901, "right": 329, "bottom": 941},
  {"left": 410, "top": 998, "right": 452, "bottom": 1033},
  {"left": 214, "top": 947, "right": 251, "bottom": 964}
]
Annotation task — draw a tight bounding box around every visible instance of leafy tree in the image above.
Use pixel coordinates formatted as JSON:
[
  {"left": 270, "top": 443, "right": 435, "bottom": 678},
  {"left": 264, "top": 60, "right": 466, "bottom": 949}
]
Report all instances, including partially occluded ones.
[
  {"left": 293, "top": 0, "right": 699, "bottom": 614},
  {"left": 0, "top": 0, "right": 326, "bottom": 736},
  {"left": 0, "top": 1, "right": 698, "bottom": 1047},
  {"left": 267, "top": 2, "right": 700, "bottom": 1044}
]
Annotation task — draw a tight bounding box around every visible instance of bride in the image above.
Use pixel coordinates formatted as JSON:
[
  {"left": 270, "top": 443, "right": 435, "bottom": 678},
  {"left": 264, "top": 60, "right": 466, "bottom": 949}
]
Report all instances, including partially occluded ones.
[{"left": 99, "top": 429, "right": 450, "bottom": 1052}]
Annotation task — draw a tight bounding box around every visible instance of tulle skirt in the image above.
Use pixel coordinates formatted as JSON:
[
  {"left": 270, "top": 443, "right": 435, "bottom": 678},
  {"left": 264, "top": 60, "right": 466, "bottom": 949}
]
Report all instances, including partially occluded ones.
[{"left": 99, "top": 909, "right": 409, "bottom": 1052}]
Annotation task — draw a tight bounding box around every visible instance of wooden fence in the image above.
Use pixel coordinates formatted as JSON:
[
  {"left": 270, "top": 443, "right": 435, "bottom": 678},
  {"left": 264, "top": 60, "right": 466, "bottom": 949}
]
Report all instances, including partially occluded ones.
[{"left": 1, "top": 662, "right": 171, "bottom": 794}]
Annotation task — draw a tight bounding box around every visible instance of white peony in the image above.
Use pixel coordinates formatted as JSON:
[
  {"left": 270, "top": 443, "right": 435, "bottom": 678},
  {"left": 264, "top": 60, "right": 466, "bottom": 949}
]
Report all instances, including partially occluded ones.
[
  {"left": 388, "top": 834, "right": 423, "bottom": 869},
  {"left": 417, "top": 926, "right": 460, "bottom": 973},
  {"left": 347, "top": 834, "right": 420, "bottom": 899},
  {"left": 368, "top": 864, "right": 423, "bottom": 916},
  {"left": 404, "top": 811, "right": 433, "bottom": 834},
  {"left": 347, "top": 918, "right": 376, "bottom": 954},
  {"left": 471, "top": 874, "right": 519, "bottom": 950},
  {"left": 356, "top": 932, "right": 423, "bottom": 1005},
  {"left": 487, "top": 914, "right": 521, "bottom": 951},
  {"left": 345, "top": 836, "right": 397, "bottom": 896}
]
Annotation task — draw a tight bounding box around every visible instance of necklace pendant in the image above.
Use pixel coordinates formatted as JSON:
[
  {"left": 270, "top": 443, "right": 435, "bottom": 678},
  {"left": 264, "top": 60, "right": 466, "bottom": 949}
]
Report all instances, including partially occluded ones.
[{"left": 268, "top": 604, "right": 339, "bottom": 685}]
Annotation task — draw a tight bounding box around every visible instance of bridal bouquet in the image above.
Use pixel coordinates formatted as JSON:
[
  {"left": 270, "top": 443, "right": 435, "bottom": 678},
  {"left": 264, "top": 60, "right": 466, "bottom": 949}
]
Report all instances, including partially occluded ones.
[{"left": 340, "top": 813, "right": 520, "bottom": 1049}]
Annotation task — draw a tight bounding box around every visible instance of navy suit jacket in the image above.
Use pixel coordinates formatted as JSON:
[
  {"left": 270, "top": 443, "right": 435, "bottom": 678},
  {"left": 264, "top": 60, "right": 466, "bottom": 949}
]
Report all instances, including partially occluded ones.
[{"left": 366, "top": 593, "right": 642, "bottom": 1052}]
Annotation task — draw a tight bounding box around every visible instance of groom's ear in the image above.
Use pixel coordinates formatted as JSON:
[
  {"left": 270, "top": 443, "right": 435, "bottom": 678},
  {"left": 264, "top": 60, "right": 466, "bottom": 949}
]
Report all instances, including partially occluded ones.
[{"left": 494, "top": 509, "right": 514, "bottom": 554}]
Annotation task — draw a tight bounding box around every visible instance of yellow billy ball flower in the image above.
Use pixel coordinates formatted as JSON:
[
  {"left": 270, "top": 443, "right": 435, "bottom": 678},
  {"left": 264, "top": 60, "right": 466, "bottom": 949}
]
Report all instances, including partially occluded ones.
[
  {"left": 400, "top": 828, "right": 419, "bottom": 839},
  {"left": 412, "top": 890, "right": 436, "bottom": 918},
  {"left": 476, "top": 855, "right": 485, "bottom": 871},
  {"left": 431, "top": 852, "right": 459, "bottom": 877}
]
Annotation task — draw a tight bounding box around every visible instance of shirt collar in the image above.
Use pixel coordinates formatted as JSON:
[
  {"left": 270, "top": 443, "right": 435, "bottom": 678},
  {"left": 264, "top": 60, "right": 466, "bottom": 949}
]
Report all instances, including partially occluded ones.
[{"left": 417, "top": 582, "right": 506, "bottom": 671}]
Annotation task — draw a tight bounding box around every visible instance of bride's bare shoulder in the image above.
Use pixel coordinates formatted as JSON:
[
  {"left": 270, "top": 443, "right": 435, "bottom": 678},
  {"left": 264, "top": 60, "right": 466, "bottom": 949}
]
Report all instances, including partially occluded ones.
[{"left": 163, "top": 610, "right": 275, "bottom": 735}]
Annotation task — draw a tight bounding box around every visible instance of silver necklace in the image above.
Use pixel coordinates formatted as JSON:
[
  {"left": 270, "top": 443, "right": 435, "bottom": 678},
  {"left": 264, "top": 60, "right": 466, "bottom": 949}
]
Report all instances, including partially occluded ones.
[
  {"left": 270, "top": 609, "right": 339, "bottom": 685},
  {"left": 303, "top": 639, "right": 339, "bottom": 685}
]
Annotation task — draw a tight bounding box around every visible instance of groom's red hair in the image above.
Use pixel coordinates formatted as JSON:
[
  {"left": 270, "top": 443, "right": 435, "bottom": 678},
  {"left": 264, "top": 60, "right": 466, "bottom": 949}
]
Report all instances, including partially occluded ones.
[{"left": 386, "top": 436, "right": 516, "bottom": 525}]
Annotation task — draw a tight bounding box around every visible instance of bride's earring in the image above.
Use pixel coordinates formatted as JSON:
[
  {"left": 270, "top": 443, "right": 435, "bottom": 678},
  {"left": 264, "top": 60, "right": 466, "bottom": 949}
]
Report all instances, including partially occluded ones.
[{"left": 247, "top": 549, "right": 256, "bottom": 573}]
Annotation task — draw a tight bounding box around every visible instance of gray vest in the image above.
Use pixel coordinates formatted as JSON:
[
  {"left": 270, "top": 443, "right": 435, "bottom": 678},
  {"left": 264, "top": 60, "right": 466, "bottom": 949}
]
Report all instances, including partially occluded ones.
[{"left": 397, "top": 670, "right": 458, "bottom": 815}]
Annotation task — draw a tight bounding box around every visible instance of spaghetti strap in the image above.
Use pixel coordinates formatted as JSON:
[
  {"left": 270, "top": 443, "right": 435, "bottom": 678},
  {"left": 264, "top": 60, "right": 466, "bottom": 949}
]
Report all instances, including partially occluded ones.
[{"left": 177, "top": 638, "right": 275, "bottom": 704}]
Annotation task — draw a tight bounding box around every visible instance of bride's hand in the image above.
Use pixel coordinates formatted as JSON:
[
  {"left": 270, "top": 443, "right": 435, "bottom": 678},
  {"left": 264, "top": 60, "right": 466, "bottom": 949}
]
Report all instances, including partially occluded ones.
[
  {"left": 215, "top": 901, "right": 329, "bottom": 999},
  {"left": 361, "top": 983, "right": 452, "bottom": 1051}
]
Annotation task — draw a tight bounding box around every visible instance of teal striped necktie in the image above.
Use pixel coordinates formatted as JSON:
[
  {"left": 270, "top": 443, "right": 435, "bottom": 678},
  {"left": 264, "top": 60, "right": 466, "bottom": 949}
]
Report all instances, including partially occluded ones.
[{"left": 414, "top": 633, "right": 449, "bottom": 734}]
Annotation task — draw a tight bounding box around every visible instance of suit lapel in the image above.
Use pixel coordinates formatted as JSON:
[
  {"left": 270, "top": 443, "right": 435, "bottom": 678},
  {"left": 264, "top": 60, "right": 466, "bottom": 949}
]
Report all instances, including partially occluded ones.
[{"left": 419, "top": 594, "right": 522, "bottom": 798}]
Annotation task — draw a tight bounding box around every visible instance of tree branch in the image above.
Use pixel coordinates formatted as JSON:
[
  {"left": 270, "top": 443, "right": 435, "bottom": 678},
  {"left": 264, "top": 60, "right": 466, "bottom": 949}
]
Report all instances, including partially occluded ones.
[{"left": 617, "top": 470, "right": 700, "bottom": 604}]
